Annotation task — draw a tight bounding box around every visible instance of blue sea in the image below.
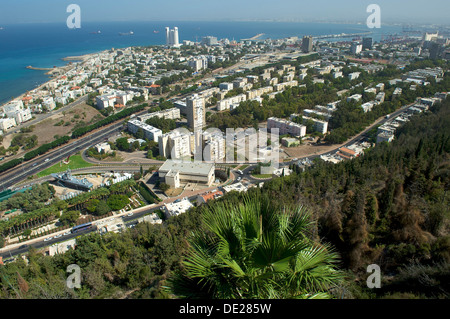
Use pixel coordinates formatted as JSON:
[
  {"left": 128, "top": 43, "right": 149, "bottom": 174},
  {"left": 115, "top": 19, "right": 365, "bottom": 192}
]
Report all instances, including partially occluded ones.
[{"left": 0, "top": 20, "right": 403, "bottom": 105}]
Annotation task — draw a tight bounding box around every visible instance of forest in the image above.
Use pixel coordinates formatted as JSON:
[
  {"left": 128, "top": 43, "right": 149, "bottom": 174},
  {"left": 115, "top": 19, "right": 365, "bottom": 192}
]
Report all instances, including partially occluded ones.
[{"left": 0, "top": 96, "right": 448, "bottom": 299}]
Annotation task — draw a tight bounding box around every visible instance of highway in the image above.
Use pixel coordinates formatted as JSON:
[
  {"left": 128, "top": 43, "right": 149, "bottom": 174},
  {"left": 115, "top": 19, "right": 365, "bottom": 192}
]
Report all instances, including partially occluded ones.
[
  {"left": 0, "top": 122, "right": 124, "bottom": 191},
  {"left": 0, "top": 107, "right": 152, "bottom": 191}
]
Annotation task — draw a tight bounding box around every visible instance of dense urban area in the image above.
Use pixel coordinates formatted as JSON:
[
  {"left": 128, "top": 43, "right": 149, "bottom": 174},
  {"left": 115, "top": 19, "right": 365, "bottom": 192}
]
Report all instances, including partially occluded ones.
[{"left": 0, "top": 26, "right": 449, "bottom": 300}]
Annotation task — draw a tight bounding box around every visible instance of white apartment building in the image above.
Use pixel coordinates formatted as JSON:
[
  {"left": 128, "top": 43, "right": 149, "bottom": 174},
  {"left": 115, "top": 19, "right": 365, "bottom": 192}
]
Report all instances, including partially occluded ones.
[
  {"left": 246, "top": 86, "right": 274, "bottom": 100},
  {"left": 188, "top": 56, "right": 208, "bottom": 72},
  {"left": 3, "top": 100, "right": 24, "bottom": 116},
  {"left": 203, "top": 131, "right": 226, "bottom": 162},
  {"left": 0, "top": 118, "right": 17, "bottom": 131},
  {"left": 137, "top": 107, "right": 180, "bottom": 122},
  {"left": 42, "top": 97, "right": 56, "bottom": 111},
  {"left": 301, "top": 115, "right": 328, "bottom": 134},
  {"left": 348, "top": 72, "right": 361, "bottom": 81},
  {"left": 8, "top": 108, "right": 32, "bottom": 124},
  {"left": 127, "top": 119, "right": 162, "bottom": 142},
  {"left": 347, "top": 94, "right": 363, "bottom": 103},
  {"left": 274, "top": 80, "right": 298, "bottom": 91},
  {"left": 361, "top": 102, "right": 375, "bottom": 113},
  {"left": 267, "top": 117, "right": 306, "bottom": 137},
  {"left": 164, "top": 199, "right": 194, "bottom": 218},
  {"left": 219, "top": 82, "right": 234, "bottom": 91},
  {"left": 158, "top": 130, "right": 192, "bottom": 159},
  {"left": 186, "top": 94, "right": 205, "bottom": 130},
  {"left": 351, "top": 43, "right": 363, "bottom": 54},
  {"left": 216, "top": 94, "right": 247, "bottom": 111}
]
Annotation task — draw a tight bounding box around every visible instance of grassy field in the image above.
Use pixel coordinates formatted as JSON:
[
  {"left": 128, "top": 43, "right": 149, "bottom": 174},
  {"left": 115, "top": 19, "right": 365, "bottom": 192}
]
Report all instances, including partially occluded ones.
[{"left": 36, "top": 154, "right": 94, "bottom": 178}]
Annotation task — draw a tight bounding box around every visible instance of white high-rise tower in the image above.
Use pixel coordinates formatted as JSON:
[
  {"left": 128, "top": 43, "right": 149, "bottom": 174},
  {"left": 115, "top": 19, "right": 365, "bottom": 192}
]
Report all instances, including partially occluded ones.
[{"left": 165, "top": 26, "right": 180, "bottom": 47}]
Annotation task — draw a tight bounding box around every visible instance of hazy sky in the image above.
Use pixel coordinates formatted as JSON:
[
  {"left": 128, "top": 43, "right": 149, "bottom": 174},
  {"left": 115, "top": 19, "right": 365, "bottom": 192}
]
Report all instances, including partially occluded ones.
[{"left": 1, "top": 0, "right": 449, "bottom": 25}]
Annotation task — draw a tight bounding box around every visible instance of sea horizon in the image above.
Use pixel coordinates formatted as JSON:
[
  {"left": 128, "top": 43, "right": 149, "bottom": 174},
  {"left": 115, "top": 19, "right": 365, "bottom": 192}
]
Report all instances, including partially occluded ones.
[{"left": 0, "top": 20, "right": 404, "bottom": 105}]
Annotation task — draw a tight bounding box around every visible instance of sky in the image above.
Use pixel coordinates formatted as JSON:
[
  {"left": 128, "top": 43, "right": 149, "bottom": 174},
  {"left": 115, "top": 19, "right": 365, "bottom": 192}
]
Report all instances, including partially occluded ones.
[{"left": 0, "top": 0, "right": 449, "bottom": 25}]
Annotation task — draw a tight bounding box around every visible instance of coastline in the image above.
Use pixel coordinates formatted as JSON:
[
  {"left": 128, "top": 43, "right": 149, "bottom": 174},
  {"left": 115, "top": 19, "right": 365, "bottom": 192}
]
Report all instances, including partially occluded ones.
[{"left": 4, "top": 53, "right": 98, "bottom": 106}]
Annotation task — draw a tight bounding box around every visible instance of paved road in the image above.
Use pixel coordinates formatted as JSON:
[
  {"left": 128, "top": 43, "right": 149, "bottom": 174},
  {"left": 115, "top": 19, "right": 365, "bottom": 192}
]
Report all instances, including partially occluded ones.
[{"left": 0, "top": 107, "right": 152, "bottom": 190}]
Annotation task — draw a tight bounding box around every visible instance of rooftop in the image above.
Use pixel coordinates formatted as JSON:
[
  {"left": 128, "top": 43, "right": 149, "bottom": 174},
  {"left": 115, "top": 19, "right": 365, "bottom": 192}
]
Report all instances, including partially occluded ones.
[{"left": 159, "top": 160, "right": 215, "bottom": 176}]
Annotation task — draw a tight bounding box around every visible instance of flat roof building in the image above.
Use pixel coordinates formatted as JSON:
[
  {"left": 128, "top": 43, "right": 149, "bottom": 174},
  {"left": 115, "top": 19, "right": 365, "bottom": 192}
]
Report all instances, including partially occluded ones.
[{"left": 159, "top": 160, "right": 215, "bottom": 188}]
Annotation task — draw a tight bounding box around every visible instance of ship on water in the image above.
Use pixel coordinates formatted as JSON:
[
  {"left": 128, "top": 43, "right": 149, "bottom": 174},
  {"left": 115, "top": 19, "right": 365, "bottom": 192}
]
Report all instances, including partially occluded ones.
[
  {"left": 51, "top": 169, "right": 93, "bottom": 191},
  {"left": 90, "top": 30, "right": 101, "bottom": 34},
  {"left": 119, "top": 31, "right": 134, "bottom": 36}
]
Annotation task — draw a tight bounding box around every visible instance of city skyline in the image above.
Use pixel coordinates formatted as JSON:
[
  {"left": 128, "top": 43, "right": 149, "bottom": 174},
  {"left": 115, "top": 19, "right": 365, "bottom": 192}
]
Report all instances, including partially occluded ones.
[{"left": 1, "top": 0, "right": 449, "bottom": 26}]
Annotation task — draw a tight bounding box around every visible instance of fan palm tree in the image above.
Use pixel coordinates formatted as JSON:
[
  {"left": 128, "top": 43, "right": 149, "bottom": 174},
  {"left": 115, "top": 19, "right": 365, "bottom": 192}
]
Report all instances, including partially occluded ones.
[{"left": 166, "top": 194, "right": 343, "bottom": 299}]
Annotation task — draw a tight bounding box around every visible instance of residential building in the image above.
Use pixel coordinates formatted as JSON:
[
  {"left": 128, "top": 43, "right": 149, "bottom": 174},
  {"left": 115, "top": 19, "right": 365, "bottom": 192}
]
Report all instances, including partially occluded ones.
[
  {"left": 137, "top": 107, "right": 180, "bottom": 122},
  {"left": 362, "top": 37, "right": 373, "bottom": 50},
  {"left": 219, "top": 82, "right": 234, "bottom": 91},
  {"left": 127, "top": 119, "right": 162, "bottom": 142},
  {"left": 165, "top": 27, "right": 180, "bottom": 47},
  {"left": 186, "top": 94, "right": 206, "bottom": 130},
  {"left": 0, "top": 118, "right": 17, "bottom": 131},
  {"left": 201, "top": 36, "right": 218, "bottom": 46},
  {"left": 216, "top": 94, "right": 247, "bottom": 111},
  {"left": 300, "top": 115, "right": 328, "bottom": 134},
  {"left": 348, "top": 72, "right": 361, "bottom": 81},
  {"left": 351, "top": 42, "right": 363, "bottom": 55},
  {"left": 164, "top": 198, "right": 194, "bottom": 218},
  {"left": 158, "top": 130, "right": 192, "bottom": 159},
  {"left": 267, "top": 117, "right": 306, "bottom": 137},
  {"left": 197, "top": 189, "right": 224, "bottom": 205},
  {"left": 301, "top": 36, "right": 313, "bottom": 53},
  {"left": 203, "top": 131, "right": 226, "bottom": 162}
]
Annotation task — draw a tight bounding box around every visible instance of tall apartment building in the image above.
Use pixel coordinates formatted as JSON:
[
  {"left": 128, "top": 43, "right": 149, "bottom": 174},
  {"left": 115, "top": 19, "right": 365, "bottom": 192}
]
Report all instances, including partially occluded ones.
[
  {"left": 362, "top": 37, "right": 373, "bottom": 50},
  {"left": 301, "top": 36, "right": 313, "bottom": 53},
  {"left": 351, "top": 42, "right": 363, "bottom": 55},
  {"left": 203, "top": 131, "right": 226, "bottom": 162},
  {"left": 186, "top": 94, "right": 205, "bottom": 130},
  {"left": 165, "top": 27, "right": 180, "bottom": 47},
  {"left": 267, "top": 117, "right": 306, "bottom": 137},
  {"left": 158, "top": 130, "right": 192, "bottom": 160}
]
